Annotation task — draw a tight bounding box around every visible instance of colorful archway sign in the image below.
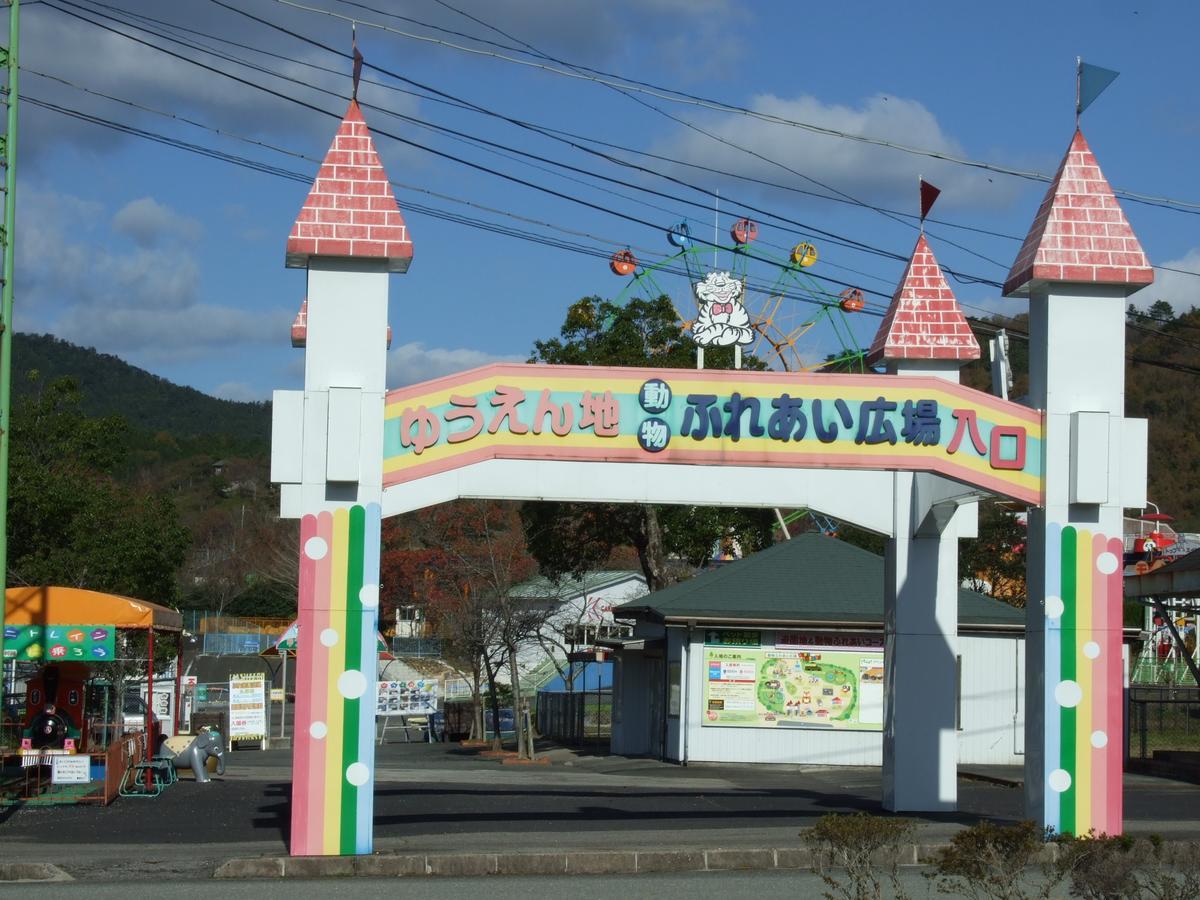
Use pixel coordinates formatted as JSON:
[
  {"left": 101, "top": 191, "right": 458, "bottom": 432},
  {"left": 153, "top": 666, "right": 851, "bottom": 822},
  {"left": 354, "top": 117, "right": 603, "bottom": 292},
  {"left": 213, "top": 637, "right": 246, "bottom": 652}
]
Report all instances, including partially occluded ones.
[{"left": 383, "top": 365, "right": 1043, "bottom": 505}]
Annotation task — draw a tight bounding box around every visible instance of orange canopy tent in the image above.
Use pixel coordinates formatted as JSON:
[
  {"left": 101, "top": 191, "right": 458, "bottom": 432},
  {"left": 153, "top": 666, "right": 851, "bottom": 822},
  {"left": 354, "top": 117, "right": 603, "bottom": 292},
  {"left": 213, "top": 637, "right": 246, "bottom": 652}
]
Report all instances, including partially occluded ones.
[
  {"left": 4, "top": 586, "right": 184, "bottom": 739},
  {"left": 5, "top": 586, "right": 182, "bottom": 632}
]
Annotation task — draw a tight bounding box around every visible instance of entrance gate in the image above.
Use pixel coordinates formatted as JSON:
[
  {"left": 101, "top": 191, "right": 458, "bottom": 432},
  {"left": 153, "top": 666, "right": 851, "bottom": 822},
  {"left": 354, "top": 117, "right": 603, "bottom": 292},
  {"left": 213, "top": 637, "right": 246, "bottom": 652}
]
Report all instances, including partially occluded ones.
[{"left": 271, "top": 101, "right": 1150, "bottom": 855}]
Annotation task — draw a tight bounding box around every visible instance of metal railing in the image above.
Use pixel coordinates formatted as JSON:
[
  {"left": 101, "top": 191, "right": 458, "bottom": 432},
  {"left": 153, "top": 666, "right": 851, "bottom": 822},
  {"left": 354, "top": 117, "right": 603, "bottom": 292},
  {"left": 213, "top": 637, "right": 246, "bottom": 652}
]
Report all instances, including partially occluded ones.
[{"left": 536, "top": 689, "right": 612, "bottom": 744}]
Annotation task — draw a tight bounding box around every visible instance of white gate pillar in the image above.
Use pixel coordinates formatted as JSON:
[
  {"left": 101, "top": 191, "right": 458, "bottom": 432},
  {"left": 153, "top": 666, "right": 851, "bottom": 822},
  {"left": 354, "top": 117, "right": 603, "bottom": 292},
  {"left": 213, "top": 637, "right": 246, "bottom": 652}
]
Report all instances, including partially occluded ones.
[
  {"left": 866, "top": 234, "right": 981, "bottom": 811},
  {"left": 1004, "top": 129, "right": 1149, "bottom": 836}
]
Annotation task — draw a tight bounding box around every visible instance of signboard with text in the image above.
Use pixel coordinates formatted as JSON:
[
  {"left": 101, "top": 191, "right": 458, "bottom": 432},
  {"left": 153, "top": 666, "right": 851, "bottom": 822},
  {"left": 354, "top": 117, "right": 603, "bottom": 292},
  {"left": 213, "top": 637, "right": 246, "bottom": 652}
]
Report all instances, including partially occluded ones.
[
  {"left": 2, "top": 624, "right": 115, "bottom": 661},
  {"left": 383, "top": 365, "right": 1043, "bottom": 505},
  {"left": 229, "top": 673, "right": 267, "bottom": 743}
]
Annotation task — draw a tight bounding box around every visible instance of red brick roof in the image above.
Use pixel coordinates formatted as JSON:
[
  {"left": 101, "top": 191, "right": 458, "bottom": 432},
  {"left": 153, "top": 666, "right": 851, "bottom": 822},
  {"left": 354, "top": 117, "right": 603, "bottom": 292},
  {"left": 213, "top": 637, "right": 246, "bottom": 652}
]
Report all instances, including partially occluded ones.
[
  {"left": 1003, "top": 129, "right": 1152, "bottom": 296},
  {"left": 285, "top": 100, "right": 413, "bottom": 271},
  {"left": 866, "top": 234, "right": 980, "bottom": 365}
]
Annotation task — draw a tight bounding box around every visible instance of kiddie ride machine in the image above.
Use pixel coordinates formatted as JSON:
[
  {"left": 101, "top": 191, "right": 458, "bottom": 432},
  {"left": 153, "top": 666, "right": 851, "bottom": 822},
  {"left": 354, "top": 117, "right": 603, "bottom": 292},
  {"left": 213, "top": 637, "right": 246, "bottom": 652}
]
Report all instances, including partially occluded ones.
[{"left": 22, "top": 662, "right": 161, "bottom": 754}]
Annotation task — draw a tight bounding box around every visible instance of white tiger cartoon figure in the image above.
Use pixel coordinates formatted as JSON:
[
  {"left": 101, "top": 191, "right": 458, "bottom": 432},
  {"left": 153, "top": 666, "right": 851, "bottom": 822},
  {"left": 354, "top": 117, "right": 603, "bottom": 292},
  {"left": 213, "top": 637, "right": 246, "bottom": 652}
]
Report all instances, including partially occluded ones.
[{"left": 691, "top": 271, "right": 753, "bottom": 347}]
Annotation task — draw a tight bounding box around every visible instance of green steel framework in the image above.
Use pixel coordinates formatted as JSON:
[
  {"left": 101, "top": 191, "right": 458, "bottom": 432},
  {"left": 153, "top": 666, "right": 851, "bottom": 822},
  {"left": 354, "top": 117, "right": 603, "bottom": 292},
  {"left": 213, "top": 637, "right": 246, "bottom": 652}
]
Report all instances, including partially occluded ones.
[{"left": 0, "top": 0, "right": 19, "bottom": 714}]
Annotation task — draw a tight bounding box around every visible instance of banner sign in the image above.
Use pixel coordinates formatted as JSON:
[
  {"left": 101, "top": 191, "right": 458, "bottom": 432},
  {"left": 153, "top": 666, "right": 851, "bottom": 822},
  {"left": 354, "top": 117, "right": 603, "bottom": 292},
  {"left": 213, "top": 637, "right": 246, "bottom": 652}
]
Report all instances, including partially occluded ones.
[
  {"left": 229, "top": 673, "right": 267, "bottom": 741},
  {"left": 2, "top": 624, "right": 115, "bottom": 661},
  {"left": 704, "top": 629, "right": 761, "bottom": 647},
  {"left": 383, "top": 365, "right": 1043, "bottom": 504},
  {"left": 704, "top": 643, "right": 884, "bottom": 731}
]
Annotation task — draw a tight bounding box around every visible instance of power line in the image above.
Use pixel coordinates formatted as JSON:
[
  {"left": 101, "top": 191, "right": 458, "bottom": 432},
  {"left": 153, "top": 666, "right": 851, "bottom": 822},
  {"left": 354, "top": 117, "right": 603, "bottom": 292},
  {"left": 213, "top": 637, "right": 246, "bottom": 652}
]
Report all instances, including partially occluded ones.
[
  {"left": 274, "top": 0, "right": 1200, "bottom": 216},
  {"left": 73, "top": 1, "right": 1200, "bottom": 289}
]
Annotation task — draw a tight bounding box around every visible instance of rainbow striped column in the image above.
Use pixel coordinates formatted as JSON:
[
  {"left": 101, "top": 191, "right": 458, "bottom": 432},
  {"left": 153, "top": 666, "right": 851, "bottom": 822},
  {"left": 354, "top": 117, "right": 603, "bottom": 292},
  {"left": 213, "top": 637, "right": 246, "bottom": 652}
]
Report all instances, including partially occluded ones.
[
  {"left": 1042, "top": 523, "right": 1124, "bottom": 836},
  {"left": 290, "top": 503, "right": 381, "bottom": 856}
]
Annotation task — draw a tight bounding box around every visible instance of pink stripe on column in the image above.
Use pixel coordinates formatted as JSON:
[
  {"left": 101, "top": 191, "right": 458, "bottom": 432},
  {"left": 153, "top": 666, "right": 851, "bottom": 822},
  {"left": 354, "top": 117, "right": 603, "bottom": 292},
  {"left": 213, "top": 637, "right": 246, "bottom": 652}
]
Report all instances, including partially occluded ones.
[
  {"left": 291, "top": 514, "right": 318, "bottom": 854},
  {"left": 1090, "top": 532, "right": 1109, "bottom": 833},
  {"left": 1105, "top": 536, "right": 1124, "bottom": 834},
  {"left": 306, "top": 511, "right": 334, "bottom": 854}
]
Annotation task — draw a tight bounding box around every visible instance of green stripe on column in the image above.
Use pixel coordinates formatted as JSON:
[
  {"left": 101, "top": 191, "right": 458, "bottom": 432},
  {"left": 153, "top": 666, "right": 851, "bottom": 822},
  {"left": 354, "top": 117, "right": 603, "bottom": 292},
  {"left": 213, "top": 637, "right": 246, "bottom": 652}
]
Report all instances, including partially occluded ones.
[
  {"left": 340, "top": 505, "right": 366, "bottom": 855},
  {"left": 1060, "top": 525, "right": 1077, "bottom": 836}
]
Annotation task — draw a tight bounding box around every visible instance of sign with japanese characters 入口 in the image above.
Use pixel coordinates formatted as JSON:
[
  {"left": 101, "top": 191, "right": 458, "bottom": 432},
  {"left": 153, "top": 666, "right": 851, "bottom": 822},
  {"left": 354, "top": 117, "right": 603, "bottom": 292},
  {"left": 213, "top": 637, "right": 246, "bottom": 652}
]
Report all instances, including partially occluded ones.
[{"left": 383, "top": 365, "right": 1044, "bottom": 505}]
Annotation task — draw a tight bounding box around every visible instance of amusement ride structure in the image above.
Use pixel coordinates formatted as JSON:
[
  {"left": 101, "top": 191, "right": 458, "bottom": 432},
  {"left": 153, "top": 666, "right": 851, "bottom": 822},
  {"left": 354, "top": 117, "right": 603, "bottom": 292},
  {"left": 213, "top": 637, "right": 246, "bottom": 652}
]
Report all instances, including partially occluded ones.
[{"left": 607, "top": 219, "right": 868, "bottom": 372}]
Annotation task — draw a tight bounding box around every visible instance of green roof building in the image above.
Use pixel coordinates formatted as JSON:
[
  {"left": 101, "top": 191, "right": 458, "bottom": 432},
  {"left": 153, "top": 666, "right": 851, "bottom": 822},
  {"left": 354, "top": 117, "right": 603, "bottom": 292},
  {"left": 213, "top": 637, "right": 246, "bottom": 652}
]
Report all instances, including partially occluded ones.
[{"left": 607, "top": 533, "right": 1027, "bottom": 768}]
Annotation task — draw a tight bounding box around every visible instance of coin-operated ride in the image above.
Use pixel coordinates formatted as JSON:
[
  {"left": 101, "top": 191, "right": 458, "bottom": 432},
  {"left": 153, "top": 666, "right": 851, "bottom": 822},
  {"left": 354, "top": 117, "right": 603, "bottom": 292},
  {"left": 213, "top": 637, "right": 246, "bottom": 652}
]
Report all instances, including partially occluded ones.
[{"left": 24, "top": 662, "right": 89, "bottom": 750}]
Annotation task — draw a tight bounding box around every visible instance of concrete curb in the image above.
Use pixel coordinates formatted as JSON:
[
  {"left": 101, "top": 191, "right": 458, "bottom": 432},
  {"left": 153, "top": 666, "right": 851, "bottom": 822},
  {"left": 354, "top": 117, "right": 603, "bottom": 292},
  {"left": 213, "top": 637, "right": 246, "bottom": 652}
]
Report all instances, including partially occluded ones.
[
  {"left": 0, "top": 862, "right": 74, "bottom": 883},
  {"left": 212, "top": 845, "right": 928, "bottom": 879}
]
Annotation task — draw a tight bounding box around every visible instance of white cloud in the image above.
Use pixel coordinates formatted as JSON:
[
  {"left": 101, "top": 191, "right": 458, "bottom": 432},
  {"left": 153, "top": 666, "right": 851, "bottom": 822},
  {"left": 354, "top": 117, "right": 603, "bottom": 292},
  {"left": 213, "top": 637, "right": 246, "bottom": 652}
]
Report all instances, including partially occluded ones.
[
  {"left": 113, "top": 197, "right": 203, "bottom": 247},
  {"left": 650, "top": 93, "right": 1014, "bottom": 211},
  {"left": 387, "top": 341, "right": 521, "bottom": 387},
  {"left": 1129, "top": 248, "right": 1200, "bottom": 314},
  {"left": 15, "top": 185, "right": 289, "bottom": 361}
]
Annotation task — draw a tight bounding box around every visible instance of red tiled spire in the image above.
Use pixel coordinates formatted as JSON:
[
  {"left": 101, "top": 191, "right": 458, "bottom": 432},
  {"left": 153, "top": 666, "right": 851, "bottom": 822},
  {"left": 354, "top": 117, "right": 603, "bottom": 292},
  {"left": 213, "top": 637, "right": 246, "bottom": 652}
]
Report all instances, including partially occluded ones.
[
  {"left": 1003, "top": 129, "right": 1152, "bottom": 296},
  {"left": 866, "top": 234, "right": 980, "bottom": 365},
  {"left": 285, "top": 100, "right": 413, "bottom": 272}
]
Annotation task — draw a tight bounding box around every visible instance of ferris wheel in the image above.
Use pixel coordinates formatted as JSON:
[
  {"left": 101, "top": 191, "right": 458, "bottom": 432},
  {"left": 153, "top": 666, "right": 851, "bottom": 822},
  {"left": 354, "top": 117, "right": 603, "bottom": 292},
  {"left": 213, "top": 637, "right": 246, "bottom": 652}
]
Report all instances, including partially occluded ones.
[{"left": 608, "top": 218, "right": 868, "bottom": 372}]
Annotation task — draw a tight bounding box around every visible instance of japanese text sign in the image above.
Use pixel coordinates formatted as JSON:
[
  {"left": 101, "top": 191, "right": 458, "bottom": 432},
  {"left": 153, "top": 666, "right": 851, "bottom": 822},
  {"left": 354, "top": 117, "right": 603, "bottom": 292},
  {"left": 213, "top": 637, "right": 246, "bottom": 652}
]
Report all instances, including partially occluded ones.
[
  {"left": 2, "top": 624, "right": 115, "bottom": 661},
  {"left": 383, "top": 365, "right": 1043, "bottom": 504}
]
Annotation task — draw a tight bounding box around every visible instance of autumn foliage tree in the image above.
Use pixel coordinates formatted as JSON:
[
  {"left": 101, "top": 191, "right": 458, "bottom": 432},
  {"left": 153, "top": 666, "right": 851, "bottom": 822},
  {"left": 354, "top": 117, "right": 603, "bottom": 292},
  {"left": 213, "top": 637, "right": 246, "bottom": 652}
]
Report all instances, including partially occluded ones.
[{"left": 380, "top": 499, "right": 545, "bottom": 749}]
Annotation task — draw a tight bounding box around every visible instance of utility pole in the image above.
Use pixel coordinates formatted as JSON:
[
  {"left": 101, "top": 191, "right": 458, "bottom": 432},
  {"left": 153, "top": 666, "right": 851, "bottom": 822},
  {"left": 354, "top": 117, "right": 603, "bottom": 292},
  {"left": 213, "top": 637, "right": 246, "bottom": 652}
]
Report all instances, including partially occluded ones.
[{"left": 0, "top": 0, "right": 20, "bottom": 716}]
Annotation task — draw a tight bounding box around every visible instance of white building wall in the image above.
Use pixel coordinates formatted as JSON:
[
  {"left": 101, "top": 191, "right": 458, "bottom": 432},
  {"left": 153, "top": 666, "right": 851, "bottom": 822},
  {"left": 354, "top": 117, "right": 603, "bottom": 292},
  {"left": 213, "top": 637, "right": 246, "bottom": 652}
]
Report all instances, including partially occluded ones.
[
  {"left": 619, "top": 626, "right": 1028, "bottom": 767},
  {"left": 957, "top": 634, "right": 1025, "bottom": 765}
]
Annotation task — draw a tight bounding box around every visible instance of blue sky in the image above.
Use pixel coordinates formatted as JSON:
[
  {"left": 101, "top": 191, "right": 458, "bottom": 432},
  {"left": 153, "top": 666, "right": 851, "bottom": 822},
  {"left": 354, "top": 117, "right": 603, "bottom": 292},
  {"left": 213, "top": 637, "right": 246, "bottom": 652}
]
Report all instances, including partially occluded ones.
[{"left": 14, "top": 0, "right": 1199, "bottom": 401}]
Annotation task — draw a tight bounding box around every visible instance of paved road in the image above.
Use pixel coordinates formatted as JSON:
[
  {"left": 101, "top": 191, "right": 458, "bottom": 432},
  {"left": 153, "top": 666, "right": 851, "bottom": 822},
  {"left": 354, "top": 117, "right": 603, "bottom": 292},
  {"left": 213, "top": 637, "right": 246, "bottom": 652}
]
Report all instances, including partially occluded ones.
[
  {"left": 12, "top": 871, "right": 1075, "bottom": 899},
  {"left": 2, "top": 741, "right": 1197, "bottom": 882}
]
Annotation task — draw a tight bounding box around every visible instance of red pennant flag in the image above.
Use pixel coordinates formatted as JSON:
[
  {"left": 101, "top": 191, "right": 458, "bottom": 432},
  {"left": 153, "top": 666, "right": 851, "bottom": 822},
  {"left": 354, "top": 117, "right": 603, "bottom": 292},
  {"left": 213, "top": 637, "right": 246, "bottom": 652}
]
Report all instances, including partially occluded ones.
[{"left": 919, "top": 179, "right": 941, "bottom": 222}]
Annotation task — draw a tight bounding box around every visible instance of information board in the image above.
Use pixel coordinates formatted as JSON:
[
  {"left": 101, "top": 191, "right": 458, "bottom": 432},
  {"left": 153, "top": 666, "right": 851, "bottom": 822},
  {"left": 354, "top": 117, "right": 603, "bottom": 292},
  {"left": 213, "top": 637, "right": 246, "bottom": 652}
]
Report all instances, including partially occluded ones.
[
  {"left": 377, "top": 680, "right": 438, "bottom": 716},
  {"left": 229, "top": 673, "right": 267, "bottom": 742},
  {"left": 703, "top": 634, "right": 883, "bottom": 731}
]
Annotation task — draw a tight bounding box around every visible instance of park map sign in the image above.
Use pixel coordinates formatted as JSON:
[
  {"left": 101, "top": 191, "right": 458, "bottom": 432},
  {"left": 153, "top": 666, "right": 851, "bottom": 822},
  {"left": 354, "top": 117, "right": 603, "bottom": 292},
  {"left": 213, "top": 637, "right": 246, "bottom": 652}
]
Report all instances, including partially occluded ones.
[
  {"left": 703, "top": 631, "right": 884, "bottom": 731},
  {"left": 383, "top": 365, "right": 1044, "bottom": 505}
]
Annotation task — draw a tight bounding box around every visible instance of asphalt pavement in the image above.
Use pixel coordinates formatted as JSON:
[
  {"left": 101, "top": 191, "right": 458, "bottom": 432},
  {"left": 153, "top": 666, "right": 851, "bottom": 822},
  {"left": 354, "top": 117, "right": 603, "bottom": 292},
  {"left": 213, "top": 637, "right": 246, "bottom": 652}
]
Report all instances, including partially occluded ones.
[{"left": 2, "top": 740, "right": 1198, "bottom": 882}]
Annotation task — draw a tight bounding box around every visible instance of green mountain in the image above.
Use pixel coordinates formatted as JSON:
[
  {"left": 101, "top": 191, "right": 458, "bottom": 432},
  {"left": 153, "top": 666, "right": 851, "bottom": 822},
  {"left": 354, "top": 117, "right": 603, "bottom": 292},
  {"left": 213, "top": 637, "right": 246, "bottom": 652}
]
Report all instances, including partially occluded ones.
[{"left": 12, "top": 333, "right": 270, "bottom": 447}]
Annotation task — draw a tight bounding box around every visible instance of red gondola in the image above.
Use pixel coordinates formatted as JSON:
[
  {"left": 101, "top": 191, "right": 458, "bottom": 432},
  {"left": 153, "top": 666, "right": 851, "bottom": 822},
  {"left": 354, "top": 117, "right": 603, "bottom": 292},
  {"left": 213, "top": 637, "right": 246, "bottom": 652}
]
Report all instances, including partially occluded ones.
[
  {"left": 610, "top": 249, "right": 638, "bottom": 276},
  {"left": 730, "top": 218, "right": 758, "bottom": 245},
  {"left": 838, "top": 288, "right": 865, "bottom": 312}
]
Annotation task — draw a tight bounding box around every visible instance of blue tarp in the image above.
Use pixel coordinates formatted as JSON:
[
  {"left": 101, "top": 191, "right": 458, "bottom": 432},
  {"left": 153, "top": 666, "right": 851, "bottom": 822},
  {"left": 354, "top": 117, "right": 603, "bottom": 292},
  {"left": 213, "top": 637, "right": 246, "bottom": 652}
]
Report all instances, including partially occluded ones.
[{"left": 539, "top": 661, "right": 613, "bottom": 693}]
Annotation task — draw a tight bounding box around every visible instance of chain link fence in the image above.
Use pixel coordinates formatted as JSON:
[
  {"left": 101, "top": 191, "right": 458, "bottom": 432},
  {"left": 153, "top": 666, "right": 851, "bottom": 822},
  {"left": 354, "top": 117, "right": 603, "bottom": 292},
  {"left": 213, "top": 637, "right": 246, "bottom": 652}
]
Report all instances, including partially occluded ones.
[{"left": 1127, "top": 686, "right": 1200, "bottom": 761}]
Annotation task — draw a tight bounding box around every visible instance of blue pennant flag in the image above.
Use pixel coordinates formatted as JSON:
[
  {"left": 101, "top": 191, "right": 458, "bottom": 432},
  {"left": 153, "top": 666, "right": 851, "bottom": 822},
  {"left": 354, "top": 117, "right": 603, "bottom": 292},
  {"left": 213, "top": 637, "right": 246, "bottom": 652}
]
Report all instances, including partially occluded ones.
[{"left": 1077, "top": 60, "right": 1120, "bottom": 116}]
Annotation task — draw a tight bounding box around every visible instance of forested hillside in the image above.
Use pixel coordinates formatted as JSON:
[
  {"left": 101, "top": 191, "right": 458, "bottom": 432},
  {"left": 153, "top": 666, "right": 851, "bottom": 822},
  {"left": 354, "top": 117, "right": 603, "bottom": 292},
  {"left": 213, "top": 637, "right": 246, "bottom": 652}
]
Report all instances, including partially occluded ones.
[{"left": 12, "top": 333, "right": 270, "bottom": 447}]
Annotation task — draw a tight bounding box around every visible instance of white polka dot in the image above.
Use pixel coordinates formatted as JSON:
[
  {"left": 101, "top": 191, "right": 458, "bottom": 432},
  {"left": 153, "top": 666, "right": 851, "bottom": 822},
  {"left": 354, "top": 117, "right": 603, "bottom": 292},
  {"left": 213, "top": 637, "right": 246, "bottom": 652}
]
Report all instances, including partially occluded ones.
[
  {"left": 338, "top": 669, "right": 367, "bottom": 699},
  {"left": 359, "top": 585, "right": 379, "bottom": 609},
  {"left": 1046, "top": 596, "right": 1065, "bottom": 619},
  {"left": 1091, "top": 731, "right": 1108, "bottom": 749},
  {"left": 346, "top": 762, "right": 370, "bottom": 787},
  {"left": 1048, "top": 769, "right": 1072, "bottom": 793},
  {"left": 304, "top": 537, "right": 328, "bottom": 560},
  {"left": 320, "top": 628, "right": 338, "bottom": 648},
  {"left": 1096, "top": 552, "right": 1119, "bottom": 575},
  {"left": 309, "top": 721, "right": 327, "bottom": 740},
  {"left": 1082, "top": 641, "right": 1100, "bottom": 660},
  {"left": 1055, "top": 680, "right": 1083, "bottom": 708}
]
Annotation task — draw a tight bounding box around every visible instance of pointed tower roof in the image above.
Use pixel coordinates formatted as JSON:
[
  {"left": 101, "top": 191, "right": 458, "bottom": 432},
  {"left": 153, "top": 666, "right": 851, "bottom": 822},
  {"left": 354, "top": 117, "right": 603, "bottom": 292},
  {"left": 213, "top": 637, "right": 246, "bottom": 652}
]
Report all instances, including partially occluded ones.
[
  {"left": 866, "top": 234, "right": 980, "bottom": 365},
  {"left": 1003, "top": 129, "right": 1151, "bottom": 296},
  {"left": 285, "top": 100, "right": 413, "bottom": 272}
]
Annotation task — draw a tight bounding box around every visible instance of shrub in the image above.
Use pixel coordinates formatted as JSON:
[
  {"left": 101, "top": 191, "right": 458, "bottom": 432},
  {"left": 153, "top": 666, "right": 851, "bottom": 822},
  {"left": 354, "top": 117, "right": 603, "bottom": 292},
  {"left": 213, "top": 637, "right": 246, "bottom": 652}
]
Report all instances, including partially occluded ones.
[
  {"left": 803, "top": 812, "right": 916, "bottom": 900},
  {"left": 930, "top": 820, "right": 1061, "bottom": 900}
]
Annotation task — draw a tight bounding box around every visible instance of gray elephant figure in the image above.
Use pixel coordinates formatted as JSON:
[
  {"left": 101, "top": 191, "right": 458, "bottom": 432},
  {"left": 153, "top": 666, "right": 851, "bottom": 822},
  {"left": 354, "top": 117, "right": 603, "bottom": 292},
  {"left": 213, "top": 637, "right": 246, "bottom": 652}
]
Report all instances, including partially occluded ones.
[{"left": 157, "top": 729, "right": 226, "bottom": 783}]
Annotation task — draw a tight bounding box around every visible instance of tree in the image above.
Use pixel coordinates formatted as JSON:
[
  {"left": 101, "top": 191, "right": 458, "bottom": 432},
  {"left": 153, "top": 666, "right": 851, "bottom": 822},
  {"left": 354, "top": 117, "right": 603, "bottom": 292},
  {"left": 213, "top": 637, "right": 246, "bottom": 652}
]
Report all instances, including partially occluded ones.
[
  {"left": 526, "top": 296, "right": 776, "bottom": 589},
  {"left": 958, "top": 500, "right": 1027, "bottom": 604},
  {"left": 381, "top": 499, "right": 551, "bottom": 752},
  {"left": 7, "top": 376, "right": 189, "bottom": 604}
]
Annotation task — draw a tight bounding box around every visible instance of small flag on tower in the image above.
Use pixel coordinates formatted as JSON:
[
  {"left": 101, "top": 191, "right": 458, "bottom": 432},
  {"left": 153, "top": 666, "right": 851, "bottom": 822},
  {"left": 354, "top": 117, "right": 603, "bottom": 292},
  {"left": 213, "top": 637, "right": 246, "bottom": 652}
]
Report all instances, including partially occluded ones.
[
  {"left": 352, "top": 26, "right": 364, "bottom": 100},
  {"left": 919, "top": 178, "right": 941, "bottom": 225},
  {"left": 1077, "top": 58, "right": 1119, "bottom": 117}
]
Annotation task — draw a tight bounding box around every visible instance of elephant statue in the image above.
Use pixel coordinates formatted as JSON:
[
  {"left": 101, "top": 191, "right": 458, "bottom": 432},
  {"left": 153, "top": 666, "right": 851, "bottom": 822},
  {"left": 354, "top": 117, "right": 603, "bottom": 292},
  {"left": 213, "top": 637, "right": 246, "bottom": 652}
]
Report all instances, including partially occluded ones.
[{"left": 156, "top": 729, "right": 226, "bottom": 783}]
